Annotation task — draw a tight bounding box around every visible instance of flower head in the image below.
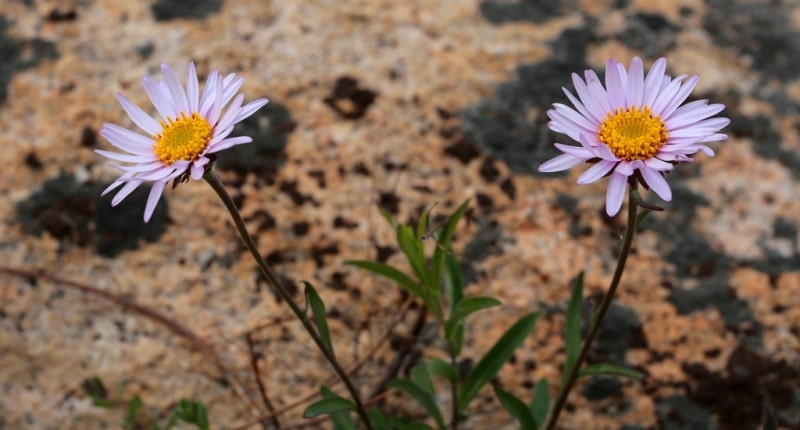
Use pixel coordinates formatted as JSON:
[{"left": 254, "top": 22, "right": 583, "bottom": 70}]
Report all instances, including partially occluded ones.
[
  {"left": 96, "top": 62, "right": 269, "bottom": 222},
  {"left": 538, "top": 57, "right": 729, "bottom": 216}
]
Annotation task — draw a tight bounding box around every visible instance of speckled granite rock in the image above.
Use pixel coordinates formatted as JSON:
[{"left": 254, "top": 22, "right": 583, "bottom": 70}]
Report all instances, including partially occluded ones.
[{"left": 1, "top": 0, "right": 799, "bottom": 429}]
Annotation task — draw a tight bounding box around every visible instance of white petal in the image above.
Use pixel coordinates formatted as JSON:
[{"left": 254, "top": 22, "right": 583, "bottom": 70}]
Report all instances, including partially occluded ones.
[
  {"left": 538, "top": 153, "right": 585, "bottom": 172},
  {"left": 95, "top": 149, "right": 157, "bottom": 163},
  {"left": 162, "top": 63, "right": 190, "bottom": 115},
  {"left": 627, "top": 57, "right": 644, "bottom": 107},
  {"left": 642, "top": 58, "right": 667, "bottom": 108},
  {"left": 100, "top": 123, "right": 156, "bottom": 154},
  {"left": 116, "top": 93, "right": 161, "bottom": 135},
  {"left": 187, "top": 62, "right": 200, "bottom": 113},
  {"left": 111, "top": 179, "right": 143, "bottom": 206},
  {"left": 235, "top": 98, "right": 269, "bottom": 123},
  {"left": 641, "top": 167, "right": 672, "bottom": 201},
  {"left": 142, "top": 75, "right": 176, "bottom": 121},
  {"left": 577, "top": 160, "right": 616, "bottom": 184},
  {"left": 605, "top": 173, "right": 627, "bottom": 216},
  {"left": 143, "top": 180, "right": 166, "bottom": 222}
]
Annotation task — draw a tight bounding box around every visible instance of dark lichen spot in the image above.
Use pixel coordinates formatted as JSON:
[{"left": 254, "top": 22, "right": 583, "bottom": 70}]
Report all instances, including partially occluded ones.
[
  {"left": 379, "top": 191, "right": 400, "bottom": 215},
  {"left": 479, "top": 157, "right": 500, "bottom": 183},
  {"left": 499, "top": 177, "right": 516, "bottom": 200},
  {"left": 333, "top": 216, "right": 358, "bottom": 230},
  {"left": 475, "top": 192, "right": 493, "bottom": 212},
  {"left": 16, "top": 172, "right": 167, "bottom": 257},
  {"left": 460, "top": 28, "right": 593, "bottom": 174},
  {"left": 323, "top": 76, "right": 377, "bottom": 120},
  {"left": 583, "top": 376, "right": 623, "bottom": 401},
  {"left": 292, "top": 221, "right": 310, "bottom": 236},
  {"left": 151, "top": 0, "right": 222, "bottom": 21},
  {"left": 247, "top": 209, "right": 276, "bottom": 232},
  {"left": 375, "top": 244, "right": 396, "bottom": 263},
  {"left": 656, "top": 395, "right": 713, "bottom": 430},
  {"left": 443, "top": 138, "right": 482, "bottom": 164},
  {"left": 311, "top": 243, "right": 339, "bottom": 268},
  {"left": 617, "top": 13, "right": 679, "bottom": 57},
  {"left": 24, "top": 152, "right": 43, "bottom": 170},
  {"left": 352, "top": 161, "right": 371, "bottom": 176},
  {"left": 46, "top": 7, "right": 77, "bottom": 22},
  {"left": 137, "top": 42, "right": 154, "bottom": 60},
  {"left": 216, "top": 101, "right": 295, "bottom": 184},
  {"left": 308, "top": 170, "right": 326, "bottom": 188},
  {"left": 0, "top": 15, "right": 59, "bottom": 103},
  {"left": 479, "top": 0, "right": 564, "bottom": 24},
  {"left": 80, "top": 126, "right": 97, "bottom": 148},
  {"left": 278, "top": 180, "right": 316, "bottom": 206}
]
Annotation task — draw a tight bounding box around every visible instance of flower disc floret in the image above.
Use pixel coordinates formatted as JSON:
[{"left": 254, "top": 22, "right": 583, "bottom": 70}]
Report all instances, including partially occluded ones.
[
  {"left": 153, "top": 113, "right": 213, "bottom": 165},
  {"left": 599, "top": 107, "right": 667, "bottom": 161}
]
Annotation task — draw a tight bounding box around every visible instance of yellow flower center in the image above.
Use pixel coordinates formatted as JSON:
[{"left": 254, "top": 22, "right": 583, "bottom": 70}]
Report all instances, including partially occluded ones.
[
  {"left": 152, "top": 113, "right": 213, "bottom": 165},
  {"left": 598, "top": 107, "right": 668, "bottom": 161}
]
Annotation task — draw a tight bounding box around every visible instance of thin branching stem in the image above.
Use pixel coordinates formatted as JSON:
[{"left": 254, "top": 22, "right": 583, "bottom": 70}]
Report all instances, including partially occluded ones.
[
  {"left": 544, "top": 190, "right": 639, "bottom": 430},
  {"left": 204, "top": 170, "right": 373, "bottom": 430}
]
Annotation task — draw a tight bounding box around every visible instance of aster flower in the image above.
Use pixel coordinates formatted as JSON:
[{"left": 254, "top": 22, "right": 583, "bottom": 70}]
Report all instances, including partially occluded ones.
[
  {"left": 538, "top": 57, "right": 729, "bottom": 216},
  {"left": 96, "top": 62, "right": 269, "bottom": 222}
]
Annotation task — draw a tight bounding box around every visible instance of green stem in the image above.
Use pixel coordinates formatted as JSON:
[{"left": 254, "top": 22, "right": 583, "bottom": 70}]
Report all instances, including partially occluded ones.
[
  {"left": 544, "top": 190, "right": 639, "bottom": 430},
  {"left": 204, "top": 170, "right": 373, "bottom": 430},
  {"left": 449, "top": 341, "right": 459, "bottom": 430}
]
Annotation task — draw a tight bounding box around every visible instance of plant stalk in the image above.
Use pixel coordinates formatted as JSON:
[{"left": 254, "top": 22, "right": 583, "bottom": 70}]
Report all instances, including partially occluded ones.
[
  {"left": 204, "top": 170, "right": 373, "bottom": 430},
  {"left": 544, "top": 190, "right": 639, "bottom": 430}
]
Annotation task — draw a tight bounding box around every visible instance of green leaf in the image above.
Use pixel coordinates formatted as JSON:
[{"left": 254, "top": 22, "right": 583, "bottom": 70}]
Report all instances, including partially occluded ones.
[
  {"left": 578, "top": 364, "right": 643, "bottom": 380},
  {"left": 321, "top": 387, "right": 357, "bottom": 430},
  {"left": 444, "top": 254, "right": 466, "bottom": 355},
  {"left": 444, "top": 296, "right": 501, "bottom": 341},
  {"left": 426, "top": 358, "right": 458, "bottom": 383},
  {"left": 457, "top": 312, "right": 540, "bottom": 413},
  {"left": 416, "top": 204, "right": 432, "bottom": 240},
  {"left": 494, "top": 385, "right": 536, "bottom": 430},
  {"left": 410, "top": 364, "right": 436, "bottom": 395},
  {"left": 397, "top": 224, "right": 432, "bottom": 289},
  {"left": 304, "top": 282, "right": 334, "bottom": 356},
  {"left": 123, "top": 395, "right": 142, "bottom": 429},
  {"left": 346, "top": 260, "right": 438, "bottom": 313},
  {"left": 303, "top": 395, "right": 355, "bottom": 418},
  {"left": 368, "top": 408, "right": 389, "bottom": 430},
  {"left": 432, "top": 200, "right": 469, "bottom": 290},
  {"left": 176, "top": 400, "right": 209, "bottom": 430},
  {"left": 530, "top": 378, "right": 550, "bottom": 429},
  {"left": 388, "top": 379, "right": 446, "bottom": 430},
  {"left": 561, "top": 272, "right": 584, "bottom": 390}
]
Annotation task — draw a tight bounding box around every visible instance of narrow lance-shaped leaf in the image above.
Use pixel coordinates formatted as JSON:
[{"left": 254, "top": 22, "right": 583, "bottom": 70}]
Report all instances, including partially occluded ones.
[
  {"left": 397, "top": 224, "right": 433, "bottom": 290},
  {"left": 457, "top": 312, "right": 541, "bottom": 413},
  {"left": 444, "top": 253, "right": 466, "bottom": 354},
  {"left": 426, "top": 358, "right": 458, "bottom": 383},
  {"left": 530, "top": 378, "right": 550, "bottom": 429},
  {"left": 321, "top": 387, "right": 357, "bottom": 430},
  {"left": 304, "top": 282, "right": 334, "bottom": 356},
  {"left": 444, "top": 296, "right": 501, "bottom": 342},
  {"left": 388, "top": 379, "right": 446, "bottom": 430},
  {"left": 410, "top": 364, "right": 436, "bottom": 395},
  {"left": 494, "top": 385, "right": 537, "bottom": 430},
  {"left": 561, "top": 272, "right": 584, "bottom": 390},
  {"left": 432, "top": 200, "right": 470, "bottom": 290},
  {"left": 578, "top": 364, "right": 643, "bottom": 380},
  {"left": 346, "top": 260, "right": 439, "bottom": 317},
  {"left": 303, "top": 392, "right": 355, "bottom": 418}
]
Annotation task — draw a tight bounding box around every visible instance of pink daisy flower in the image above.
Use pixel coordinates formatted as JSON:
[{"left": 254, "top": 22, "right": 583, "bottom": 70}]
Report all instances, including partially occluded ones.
[
  {"left": 96, "top": 62, "right": 269, "bottom": 222},
  {"left": 538, "top": 57, "right": 729, "bottom": 216}
]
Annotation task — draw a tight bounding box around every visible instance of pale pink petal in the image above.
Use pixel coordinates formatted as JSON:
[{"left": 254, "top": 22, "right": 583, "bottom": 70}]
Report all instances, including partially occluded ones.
[
  {"left": 642, "top": 58, "right": 666, "bottom": 107},
  {"left": 626, "top": 57, "right": 644, "bottom": 107},
  {"left": 538, "top": 153, "right": 586, "bottom": 172},
  {"left": 206, "top": 136, "right": 252, "bottom": 153},
  {"left": 605, "top": 173, "right": 628, "bottom": 216},
  {"left": 214, "top": 93, "right": 245, "bottom": 134},
  {"left": 554, "top": 143, "right": 594, "bottom": 158},
  {"left": 162, "top": 63, "right": 190, "bottom": 115},
  {"left": 571, "top": 73, "right": 606, "bottom": 122},
  {"left": 604, "top": 58, "right": 626, "bottom": 109},
  {"left": 187, "top": 62, "right": 200, "bottom": 112},
  {"left": 235, "top": 98, "right": 269, "bottom": 122},
  {"left": 95, "top": 149, "right": 158, "bottom": 163},
  {"left": 100, "top": 124, "right": 156, "bottom": 154},
  {"left": 142, "top": 75, "right": 175, "bottom": 121},
  {"left": 143, "top": 180, "right": 166, "bottom": 222},
  {"left": 577, "top": 160, "right": 616, "bottom": 184},
  {"left": 644, "top": 157, "right": 674, "bottom": 171},
  {"left": 640, "top": 167, "right": 672, "bottom": 201},
  {"left": 116, "top": 93, "right": 161, "bottom": 135},
  {"left": 190, "top": 157, "right": 209, "bottom": 180},
  {"left": 658, "top": 75, "right": 700, "bottom": 118},
  {"left": 111, "top": 179, "right": 143, "bottom": 206},
  {"left": 199, "top": 70, "right": 220, "bottom": 117}
]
